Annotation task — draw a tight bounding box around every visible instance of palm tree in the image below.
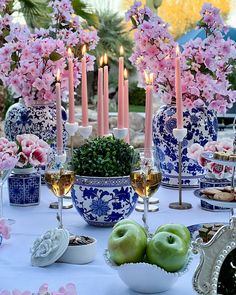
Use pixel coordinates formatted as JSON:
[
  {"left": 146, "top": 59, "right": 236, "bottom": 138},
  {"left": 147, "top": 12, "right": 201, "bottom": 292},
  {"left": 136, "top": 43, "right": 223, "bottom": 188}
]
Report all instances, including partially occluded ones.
[
  {"left": 88, "top": 9, "right": 134, "bottom": 99},
  {"left": 93, "top": 9, "right": 133, "bottom": 68}
]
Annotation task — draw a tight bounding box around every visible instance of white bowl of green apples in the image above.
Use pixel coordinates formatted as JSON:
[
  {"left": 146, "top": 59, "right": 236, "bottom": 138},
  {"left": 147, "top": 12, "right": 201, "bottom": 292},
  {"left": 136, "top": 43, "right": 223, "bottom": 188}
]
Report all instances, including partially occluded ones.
[{"left": 105, "top": 220, "right": 192, "bottom": 294}]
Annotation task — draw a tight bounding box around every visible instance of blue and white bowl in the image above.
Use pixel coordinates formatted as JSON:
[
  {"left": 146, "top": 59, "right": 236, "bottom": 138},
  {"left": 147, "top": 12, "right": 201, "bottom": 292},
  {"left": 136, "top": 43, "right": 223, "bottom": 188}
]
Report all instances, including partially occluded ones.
[{"left": 71, "top": 175, "right": 138, "bottom": 227}]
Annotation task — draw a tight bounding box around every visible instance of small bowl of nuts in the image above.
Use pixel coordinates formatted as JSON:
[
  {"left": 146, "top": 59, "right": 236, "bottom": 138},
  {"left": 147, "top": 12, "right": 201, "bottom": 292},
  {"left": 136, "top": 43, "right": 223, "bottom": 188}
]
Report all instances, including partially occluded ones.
[{"left": 58, "top": 235, "right": 97, "bottom": 265}]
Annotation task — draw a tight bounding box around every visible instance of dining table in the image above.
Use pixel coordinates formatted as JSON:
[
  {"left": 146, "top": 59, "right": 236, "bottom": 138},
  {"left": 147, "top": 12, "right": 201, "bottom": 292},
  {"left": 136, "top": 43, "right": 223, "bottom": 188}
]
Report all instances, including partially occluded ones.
[{"left": 0, "top": 183, "right": 231, "bottom": 294}]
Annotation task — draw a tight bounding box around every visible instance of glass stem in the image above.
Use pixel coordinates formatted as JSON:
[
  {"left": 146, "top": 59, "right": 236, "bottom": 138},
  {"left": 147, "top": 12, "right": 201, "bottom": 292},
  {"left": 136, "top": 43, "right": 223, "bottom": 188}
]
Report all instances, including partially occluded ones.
[
  {"left": 142, "top": 197, "right": 149, "bottom": 236},
  {"left": 58, "top": 197, "right": 63, "bottom": 229}
]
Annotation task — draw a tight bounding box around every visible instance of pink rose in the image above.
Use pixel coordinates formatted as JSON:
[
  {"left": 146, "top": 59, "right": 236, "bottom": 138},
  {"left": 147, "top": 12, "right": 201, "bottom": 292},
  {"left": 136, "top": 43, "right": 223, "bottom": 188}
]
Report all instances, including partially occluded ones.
[
  {"left": 29, "top": 147, "right": 48, "bottom": 167},
  {"left": 0, "top": 218, "right": 11, "bottom": 239}
]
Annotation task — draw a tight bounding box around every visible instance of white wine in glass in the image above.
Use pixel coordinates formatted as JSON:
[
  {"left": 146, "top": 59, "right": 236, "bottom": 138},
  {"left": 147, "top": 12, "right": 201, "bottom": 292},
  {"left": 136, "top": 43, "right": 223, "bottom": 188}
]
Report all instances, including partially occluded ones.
[
  {"left": 45, "top": 167, "right": 75, "bottom": 228},
  {"left": 130, "top": 148, "right": 162, "bottom": 235}
]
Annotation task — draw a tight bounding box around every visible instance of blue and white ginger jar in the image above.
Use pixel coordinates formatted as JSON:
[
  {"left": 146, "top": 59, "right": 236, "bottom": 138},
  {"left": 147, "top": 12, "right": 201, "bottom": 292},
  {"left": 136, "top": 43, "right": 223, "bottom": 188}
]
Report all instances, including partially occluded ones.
[
  {"left": 71, "top": 175, "right": 138, "bottom": 227},
  {"left": 4, "top": 99, "right": 68, "bottom": 148},
  {"left": 8, "top": 168, "right": 41, "bottom": 206},
  {"left": 152, "top": 105, "right": 218, "bottom": 188}
]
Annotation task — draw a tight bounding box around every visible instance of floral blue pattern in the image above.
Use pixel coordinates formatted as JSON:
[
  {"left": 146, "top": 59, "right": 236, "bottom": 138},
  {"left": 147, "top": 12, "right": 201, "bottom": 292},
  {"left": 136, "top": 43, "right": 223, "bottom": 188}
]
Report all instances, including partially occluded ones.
[
  {"left": 152, "top": 105, "right": 218, "bottom": 188},
  {"left": 71, "top": 176, "right": 138, "bottom": 227},
  {"left": 4, "top": 101, "right": 68, "bottom": 148}
]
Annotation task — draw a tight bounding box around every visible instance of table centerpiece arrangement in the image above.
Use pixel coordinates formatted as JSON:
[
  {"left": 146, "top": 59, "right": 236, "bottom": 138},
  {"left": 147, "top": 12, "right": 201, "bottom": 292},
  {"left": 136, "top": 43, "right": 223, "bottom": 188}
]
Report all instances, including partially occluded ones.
[
  {"left": 71, "top": 136, "right": 139, "bottom": 227},
  {"left": 126, "top": 2, "right": 236, "bottom": 188}
]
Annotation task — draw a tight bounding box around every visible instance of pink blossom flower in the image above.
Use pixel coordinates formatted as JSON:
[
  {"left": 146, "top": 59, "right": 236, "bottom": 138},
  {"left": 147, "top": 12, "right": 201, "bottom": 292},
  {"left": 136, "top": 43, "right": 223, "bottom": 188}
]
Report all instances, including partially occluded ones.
[
  {"left": 187, "top": 143, "right": 203, "bottom": 161},
  {"left": 0, "top": 218, "right": 11, "bottom": 239},
  {"left": 127, "top": 3, "right": 236, "bottom": 113}
]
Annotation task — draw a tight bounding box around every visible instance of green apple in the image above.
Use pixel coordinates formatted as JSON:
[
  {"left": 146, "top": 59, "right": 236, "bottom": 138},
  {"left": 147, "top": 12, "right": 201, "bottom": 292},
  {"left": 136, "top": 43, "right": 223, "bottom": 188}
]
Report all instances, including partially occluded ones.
[
  {"left": 113, "top": 219, "right": 147, "bottom": 237},
  {"left": 146, "top": 232, "right": 188, "bottom": 272},
  {"left": 108, "top": 223, "right": 147, "bottom": 265},
  {"left": 155, "top": 223, "right": 191, "bottom": 246}
]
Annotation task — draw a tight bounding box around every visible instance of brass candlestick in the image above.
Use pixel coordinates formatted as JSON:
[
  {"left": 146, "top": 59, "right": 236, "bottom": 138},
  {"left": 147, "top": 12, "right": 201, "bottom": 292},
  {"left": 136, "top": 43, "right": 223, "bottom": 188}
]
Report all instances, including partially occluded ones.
[{"left": 169, "top": 128, "right": 192, "bottom": 210}]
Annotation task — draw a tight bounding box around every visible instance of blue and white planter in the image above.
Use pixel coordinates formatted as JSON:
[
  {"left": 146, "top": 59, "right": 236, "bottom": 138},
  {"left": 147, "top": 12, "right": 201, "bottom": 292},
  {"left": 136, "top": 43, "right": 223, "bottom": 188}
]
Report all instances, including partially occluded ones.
[
  {"left": 152, "top": 105, "right": 218, "bottom": 188},
  {"left": 8, "top": 168, "right": 41, "bottom": 206},
  {"left": 71, "top": 175, "right": 138, "bottom": 227},
  {"left": 4, "top": 100, "right": 68, "bottom": 148}
]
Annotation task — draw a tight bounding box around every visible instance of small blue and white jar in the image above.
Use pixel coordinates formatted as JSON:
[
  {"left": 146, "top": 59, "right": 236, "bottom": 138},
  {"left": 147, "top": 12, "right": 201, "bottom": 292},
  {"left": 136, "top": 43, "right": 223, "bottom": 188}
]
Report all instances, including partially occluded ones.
[
  {"left": 71, "top": 175, "right": 138, "bottom": 227},
  {"left": 8, "top": 168, "right": 41, "bottom": 206},
  {"left": 199, "top": 173, "right": 231, "bottom": 211}
]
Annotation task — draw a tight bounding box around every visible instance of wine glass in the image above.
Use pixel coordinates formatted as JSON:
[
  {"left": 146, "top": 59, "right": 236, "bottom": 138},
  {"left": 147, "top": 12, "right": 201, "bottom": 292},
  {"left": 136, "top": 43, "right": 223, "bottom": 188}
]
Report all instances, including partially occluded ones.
[
  {"left": 44, "top": 152, "right": 75, "bottom": 229},
  {"left": 0, "top": 153, "right": 18, "bottom": 222},
  {"left": 130, "top": 148, "right": 162, "bottom": 235}
]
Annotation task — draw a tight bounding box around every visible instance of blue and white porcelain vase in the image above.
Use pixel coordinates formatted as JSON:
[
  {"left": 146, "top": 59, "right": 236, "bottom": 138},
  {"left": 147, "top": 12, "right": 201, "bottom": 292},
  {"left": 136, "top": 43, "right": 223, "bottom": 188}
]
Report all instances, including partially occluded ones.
[
  {"left": 152, "top": 105, "right": 218, "bottom": 188},
  {"left": 8, "top": 167, "right": 41, "bottom": 206},
  {"left": 4, "top": 99, "right": 68, "bottom": 148},
  {"left": 71, "top": 175, "right": 138, "bottom": 227}
]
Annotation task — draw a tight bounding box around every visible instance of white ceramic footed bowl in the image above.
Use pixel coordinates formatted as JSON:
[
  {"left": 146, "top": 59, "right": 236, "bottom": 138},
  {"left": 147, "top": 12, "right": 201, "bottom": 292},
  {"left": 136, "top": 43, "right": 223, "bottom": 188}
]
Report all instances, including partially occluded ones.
[{"left": 104, "top": 249, "right": 191, "bottom": 294}]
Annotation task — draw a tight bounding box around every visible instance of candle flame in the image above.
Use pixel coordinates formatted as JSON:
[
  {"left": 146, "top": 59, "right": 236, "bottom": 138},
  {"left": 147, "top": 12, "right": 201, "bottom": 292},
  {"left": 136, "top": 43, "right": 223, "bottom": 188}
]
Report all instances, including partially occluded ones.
[
  {"left": 82, "top": 45, "right": 86, "bottom": 55},
  {"left": 56, "top": 69, "right": 61, "bottom": 82},
  {"left": 176, "top": 45, "right": 180, "bottom": 56},
  {"left": 124, "top": 68, "right": 128, "bottom": 79},
  {"left": 144, "top": 71, "right": 153, "bottom": 85},
  {"left": 100, "top": 56, "right": 104, "bottom": 67},
  {"left": 119, "top": 46, "right": 124, "bottom": 56},
  {"left": 104, "top": 53, "right": 108, "bottom": 65},
  {"left": 68, "top": 47, "right": 73, "bottom": 57}
]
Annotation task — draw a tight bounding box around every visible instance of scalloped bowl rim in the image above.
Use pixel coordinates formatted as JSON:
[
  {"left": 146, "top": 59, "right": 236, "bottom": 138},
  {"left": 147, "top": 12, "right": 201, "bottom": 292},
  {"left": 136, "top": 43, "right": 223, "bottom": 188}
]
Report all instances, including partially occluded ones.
[{"left": 104, "top": 249, "right": 192, "bottom": 293}]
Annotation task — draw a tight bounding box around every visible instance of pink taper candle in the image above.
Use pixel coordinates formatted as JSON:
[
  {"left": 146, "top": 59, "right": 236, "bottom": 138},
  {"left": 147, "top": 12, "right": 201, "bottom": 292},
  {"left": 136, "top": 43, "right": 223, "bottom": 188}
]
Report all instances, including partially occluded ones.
[
  {"left": 123, "top": 68, "right": 130, "bottom": 143},
  {"left": 117, "top": 46, "right": 124, "bottom": 129},
  {"left": 103, "top": 53, "right": 109, "bottom": 135},
  {"left": 175, "top": 45, "right": 183, "bottom": 129},
  {"left": 81, "top": 45, "right": 88, "bottom": 127},
  {"left": 97, "top": 57, "right": 104, "bottom": 136},
  {"left": 68, "top": 48, "right": 75, "bottom": 124},
  {"left": 144, "top": 72, "right": 153, "bottom": 151},
  {"left": 56, "top": 69, "right": 63, "bottom": 154}
]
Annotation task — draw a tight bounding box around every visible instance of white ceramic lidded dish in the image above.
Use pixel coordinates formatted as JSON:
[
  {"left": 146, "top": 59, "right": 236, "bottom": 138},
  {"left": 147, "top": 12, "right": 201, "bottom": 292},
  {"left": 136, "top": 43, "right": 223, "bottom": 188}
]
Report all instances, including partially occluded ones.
[
  {"left": 104, "top": 249, "right": 191, "bottom": 294},
  {"left": 58, "top": 237, "right": 97, "bottom": 264}
]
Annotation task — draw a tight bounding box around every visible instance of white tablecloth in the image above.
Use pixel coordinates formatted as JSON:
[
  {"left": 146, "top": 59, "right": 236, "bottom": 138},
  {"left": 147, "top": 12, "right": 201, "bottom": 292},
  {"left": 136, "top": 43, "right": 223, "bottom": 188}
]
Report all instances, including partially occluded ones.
[{"left": 0, "top": 184, "right": 231, "bottom": 294}]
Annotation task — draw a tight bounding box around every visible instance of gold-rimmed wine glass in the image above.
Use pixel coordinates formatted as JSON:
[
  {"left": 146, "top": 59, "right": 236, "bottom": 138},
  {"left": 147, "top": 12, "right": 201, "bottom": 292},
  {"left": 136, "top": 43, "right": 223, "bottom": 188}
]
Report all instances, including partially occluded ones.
[{"left": 130, "top": 148, "right": 162, "bottom": 235}]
